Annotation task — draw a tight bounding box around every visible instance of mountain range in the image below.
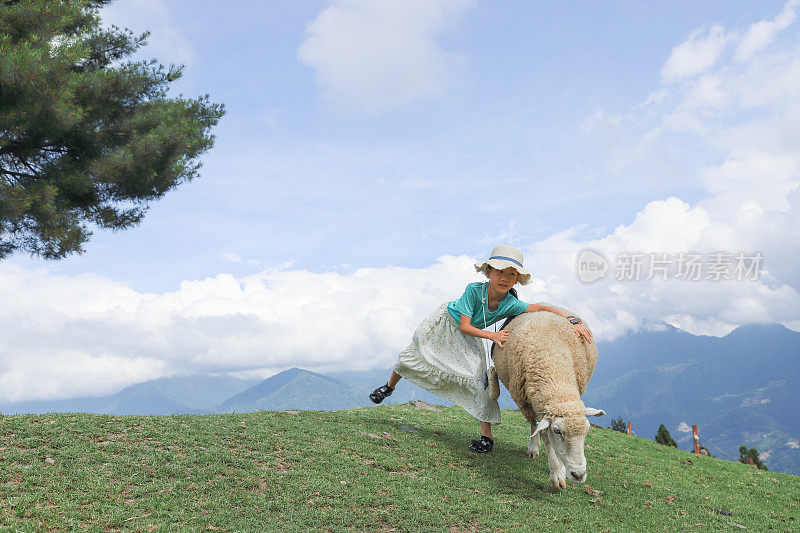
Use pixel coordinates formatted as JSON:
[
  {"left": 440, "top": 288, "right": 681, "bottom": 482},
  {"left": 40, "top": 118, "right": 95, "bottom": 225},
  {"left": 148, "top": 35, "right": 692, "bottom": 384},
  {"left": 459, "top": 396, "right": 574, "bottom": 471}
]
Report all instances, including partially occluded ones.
[
  {"left": 0, "top": 375, "right": 260, "bottom": 416},
  {"left": 1, "top": 322, "right": 797, "bottom": 474},
  {"left": 582, "top": 322, "right": 799, "bottom": 475}
]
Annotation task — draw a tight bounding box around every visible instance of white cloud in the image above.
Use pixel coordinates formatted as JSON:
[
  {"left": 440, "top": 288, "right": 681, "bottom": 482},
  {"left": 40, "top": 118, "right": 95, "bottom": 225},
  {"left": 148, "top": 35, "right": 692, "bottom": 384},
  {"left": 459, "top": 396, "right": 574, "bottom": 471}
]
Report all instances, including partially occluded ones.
[
  {"left": 515, "top": 195, "right": 800, "bottom": 339},
  {"left": 0, "top": 352, "right": 166, "bottom": 404},
  {"left": 661, "top": 24, "right": 732, "bottom": 84},
  {"left": 734, "top": 0, "right": 799, "bottom": 62},
  {"left": 652, "top": 13, "right": 800, "bottom": 139},
  {"left": 698, "top": 151, "right": 798, "bottom": 216},
  {"left": 580, "top": 109, "right": 623, "bottom": 136},
  {"left": 0, "top": 257, "right": 473, "bottom": 402},
  {"left": 598, "top": 197, "right": 713, "bottom": 252},
  {"left": 297, "top": 0, "right": 475, "bottom": 112},
  {"left": 6, "top": 233, "right": 796, "bottom": 402},
  {"left": 100, "top": 0, "right": 193, "bottom": 65},
  {"left": 638, "top": 89, "right": 668, "bottom": 108},
  {"left": 221, "top": 252, "right": 243, "bottom": 264}
]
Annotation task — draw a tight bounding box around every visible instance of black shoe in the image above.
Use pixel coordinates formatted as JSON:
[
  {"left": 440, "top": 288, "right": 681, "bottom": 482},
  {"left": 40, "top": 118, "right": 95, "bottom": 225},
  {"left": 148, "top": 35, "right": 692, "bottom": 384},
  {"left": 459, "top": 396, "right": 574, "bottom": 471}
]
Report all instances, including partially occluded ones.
[
  {"left": 469, "top": 435, "right": 494, "bottom": 453},
  {"left": 369, "top": 383, "right": 394, "bottom": 404}
]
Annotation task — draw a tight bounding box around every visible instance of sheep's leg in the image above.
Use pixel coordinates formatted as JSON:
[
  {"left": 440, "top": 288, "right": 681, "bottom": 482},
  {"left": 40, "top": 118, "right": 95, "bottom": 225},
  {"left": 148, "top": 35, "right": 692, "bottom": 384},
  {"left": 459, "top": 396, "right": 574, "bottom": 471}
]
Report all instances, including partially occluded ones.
[
  {"left": 541, "top": 432, "right": 567, "bottom": 490},
  {"left": 527, "top": 421, "right": 540, "bottom": 458}
]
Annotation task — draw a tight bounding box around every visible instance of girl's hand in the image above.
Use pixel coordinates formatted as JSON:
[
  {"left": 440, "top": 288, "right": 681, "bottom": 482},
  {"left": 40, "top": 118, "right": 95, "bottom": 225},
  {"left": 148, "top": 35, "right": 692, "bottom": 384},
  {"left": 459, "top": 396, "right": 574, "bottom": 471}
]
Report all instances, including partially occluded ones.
[
  {"left": 574, "top": 323, "right": 593, "bottom": 344},
  {"left": 491, "top": 330, "right": 510, "bottom": 347}
]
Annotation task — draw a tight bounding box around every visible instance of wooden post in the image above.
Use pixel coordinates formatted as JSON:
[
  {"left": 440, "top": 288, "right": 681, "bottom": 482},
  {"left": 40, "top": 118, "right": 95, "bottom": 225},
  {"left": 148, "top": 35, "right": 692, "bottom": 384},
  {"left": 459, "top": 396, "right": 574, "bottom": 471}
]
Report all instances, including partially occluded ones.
[
  {"left": 627, "top": 422, "right": 632, "bottom": 435},
  {"left": 692, "top": 425, "right": 700, "bottom": 455}
]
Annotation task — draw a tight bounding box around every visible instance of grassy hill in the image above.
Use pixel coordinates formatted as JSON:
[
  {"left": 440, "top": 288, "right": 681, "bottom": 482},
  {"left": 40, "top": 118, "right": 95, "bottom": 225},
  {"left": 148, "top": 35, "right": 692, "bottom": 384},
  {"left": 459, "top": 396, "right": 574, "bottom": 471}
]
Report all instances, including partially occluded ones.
[{"left": 1, "top": 405, "right": 797, "bottom": 531}]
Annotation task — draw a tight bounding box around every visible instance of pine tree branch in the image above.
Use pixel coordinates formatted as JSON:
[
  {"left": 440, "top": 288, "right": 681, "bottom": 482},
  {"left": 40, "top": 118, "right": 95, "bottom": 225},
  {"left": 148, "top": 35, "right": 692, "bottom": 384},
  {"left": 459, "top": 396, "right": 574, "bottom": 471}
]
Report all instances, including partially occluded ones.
[{"left": 0, "top": 168, "right": 35, "bottom": 180}]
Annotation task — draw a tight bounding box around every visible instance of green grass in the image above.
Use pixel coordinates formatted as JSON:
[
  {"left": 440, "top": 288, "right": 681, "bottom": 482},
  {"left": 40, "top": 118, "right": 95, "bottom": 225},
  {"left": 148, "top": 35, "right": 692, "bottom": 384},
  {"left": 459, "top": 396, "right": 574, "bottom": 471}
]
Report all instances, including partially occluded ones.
[{"left": 1, "top": 405, "right": 798, "bottom": 532}]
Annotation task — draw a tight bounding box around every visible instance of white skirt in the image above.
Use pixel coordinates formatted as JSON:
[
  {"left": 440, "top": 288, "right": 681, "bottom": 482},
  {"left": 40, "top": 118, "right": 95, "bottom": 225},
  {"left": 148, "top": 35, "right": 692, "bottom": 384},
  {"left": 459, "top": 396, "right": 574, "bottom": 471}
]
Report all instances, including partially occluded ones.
[{"left": 393, "top": 303, "right": 501, "bottom": 424}]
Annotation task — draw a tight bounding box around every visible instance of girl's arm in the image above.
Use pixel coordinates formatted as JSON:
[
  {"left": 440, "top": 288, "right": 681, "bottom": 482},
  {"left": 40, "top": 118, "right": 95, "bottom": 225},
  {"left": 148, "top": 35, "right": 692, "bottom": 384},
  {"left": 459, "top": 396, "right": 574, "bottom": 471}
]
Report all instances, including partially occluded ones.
[
  {"left": 524, "top": 304, "right": 593, "bottom": 344},
  {"left": 459, "top": 314, "right": 509, "bottom": 347},
  {"left": 525, "top": 303, "right": 567, "bottom": 317}
]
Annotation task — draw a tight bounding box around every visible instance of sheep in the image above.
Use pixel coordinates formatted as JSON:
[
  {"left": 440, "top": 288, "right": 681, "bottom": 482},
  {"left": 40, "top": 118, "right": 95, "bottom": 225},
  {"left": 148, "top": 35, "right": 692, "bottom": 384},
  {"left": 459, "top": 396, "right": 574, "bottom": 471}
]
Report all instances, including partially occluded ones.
[{"left": 492, "top": 305, "right": 605, "bottom": 490}]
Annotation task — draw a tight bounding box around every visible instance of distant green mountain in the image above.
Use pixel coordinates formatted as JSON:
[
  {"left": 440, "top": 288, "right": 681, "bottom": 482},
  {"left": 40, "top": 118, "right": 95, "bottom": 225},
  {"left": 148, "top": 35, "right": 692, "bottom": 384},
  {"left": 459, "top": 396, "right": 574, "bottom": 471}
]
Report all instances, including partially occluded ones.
[
  {"left": 327, "top": 368, "right": 519, "bottom": 409},
  {"left": 214, "top": 367, "right": 359, "bottom": 412},
  {"left": 118, "top": 375, "right": 260, "bottom": 411},
  {"left": 212, "top": 367, "right": 475, "bottom": 413},
  {"left": 591, "top": 322, "right": 798, "bottom": 389},
  {"left": 589, "top": 322, "right": 720, "bottom": 384},
  {"left": 583, "top": 323, "right": 800, "bottom": 474},
  {"left": 0, "top": 375, "right": 259, "bottom": 415}
]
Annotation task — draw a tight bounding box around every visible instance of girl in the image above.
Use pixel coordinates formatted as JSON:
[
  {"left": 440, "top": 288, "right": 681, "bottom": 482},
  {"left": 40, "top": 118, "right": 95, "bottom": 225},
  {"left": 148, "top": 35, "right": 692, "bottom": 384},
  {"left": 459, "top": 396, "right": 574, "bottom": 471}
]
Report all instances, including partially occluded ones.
[{"left": 369, "top": 245, "right": 594, "bottom": 453}]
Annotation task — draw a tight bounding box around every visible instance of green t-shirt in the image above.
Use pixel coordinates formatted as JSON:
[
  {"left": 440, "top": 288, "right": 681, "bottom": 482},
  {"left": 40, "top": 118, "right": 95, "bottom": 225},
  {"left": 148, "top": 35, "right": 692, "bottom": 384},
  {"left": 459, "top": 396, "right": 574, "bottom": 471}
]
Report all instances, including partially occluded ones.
[{"left": 447, "top": 282, "right": 529, "bottom": 329}]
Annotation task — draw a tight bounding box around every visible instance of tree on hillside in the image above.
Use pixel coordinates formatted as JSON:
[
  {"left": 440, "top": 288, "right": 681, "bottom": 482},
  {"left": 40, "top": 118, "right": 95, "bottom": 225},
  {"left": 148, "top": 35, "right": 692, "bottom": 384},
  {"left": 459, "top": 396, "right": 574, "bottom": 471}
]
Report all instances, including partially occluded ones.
[
  {"left": 0, "top": 0, "right": 224, "bottom": 259},
  {"left": 609, "top": 417, "right": 627, "bottom": 433},
  {"left": 654, "top": 424, "right": 677, "bottom": 447},
  {"left": 739, "top": 445, "right": 768, "bottom": 471}
]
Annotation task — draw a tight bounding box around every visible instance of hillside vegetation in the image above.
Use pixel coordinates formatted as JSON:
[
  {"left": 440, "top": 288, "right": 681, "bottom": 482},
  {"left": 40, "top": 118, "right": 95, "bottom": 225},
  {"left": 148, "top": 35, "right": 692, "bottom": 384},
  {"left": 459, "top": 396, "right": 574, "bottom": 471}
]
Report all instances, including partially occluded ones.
[{"left": 0, "top": 405, "right": 797, "bottom": 531}]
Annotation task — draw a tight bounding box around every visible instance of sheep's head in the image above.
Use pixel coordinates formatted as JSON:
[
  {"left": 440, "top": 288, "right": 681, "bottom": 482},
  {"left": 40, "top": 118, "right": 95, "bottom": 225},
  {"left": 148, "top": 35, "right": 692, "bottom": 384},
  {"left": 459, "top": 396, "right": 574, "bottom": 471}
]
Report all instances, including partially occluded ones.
[{"left": 532, "top": 406, "right": 605, "bottom": 486}]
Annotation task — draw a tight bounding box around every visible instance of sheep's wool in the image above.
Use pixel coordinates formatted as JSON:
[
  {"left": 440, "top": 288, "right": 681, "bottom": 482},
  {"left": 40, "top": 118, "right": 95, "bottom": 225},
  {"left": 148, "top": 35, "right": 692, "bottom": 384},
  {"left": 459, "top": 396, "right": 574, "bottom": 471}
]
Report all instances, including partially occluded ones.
[
  {"left": 493, "top": 306, "right": 598, "bottom": 424},
  {"left": 393, "top": 303, "right": 501, "bottom": 424}
]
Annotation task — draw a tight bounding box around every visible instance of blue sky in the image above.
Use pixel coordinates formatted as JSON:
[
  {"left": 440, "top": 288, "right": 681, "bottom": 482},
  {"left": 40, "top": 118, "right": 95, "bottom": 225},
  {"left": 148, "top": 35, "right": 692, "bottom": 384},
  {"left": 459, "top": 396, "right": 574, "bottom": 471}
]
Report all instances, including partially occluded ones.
[
  {"left": 15, "top": 0, "right": 784, "bottom": 289},
  {"left": 2, "top": 0, "right": 799, "bottom": 401}
]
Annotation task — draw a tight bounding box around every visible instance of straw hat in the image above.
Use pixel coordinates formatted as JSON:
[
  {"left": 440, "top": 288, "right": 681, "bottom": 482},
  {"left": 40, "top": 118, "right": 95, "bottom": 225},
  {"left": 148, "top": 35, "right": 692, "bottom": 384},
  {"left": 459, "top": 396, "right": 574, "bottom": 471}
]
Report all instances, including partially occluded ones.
[{"left": 474, "top": 245, "right": 531, "bottom": 285}]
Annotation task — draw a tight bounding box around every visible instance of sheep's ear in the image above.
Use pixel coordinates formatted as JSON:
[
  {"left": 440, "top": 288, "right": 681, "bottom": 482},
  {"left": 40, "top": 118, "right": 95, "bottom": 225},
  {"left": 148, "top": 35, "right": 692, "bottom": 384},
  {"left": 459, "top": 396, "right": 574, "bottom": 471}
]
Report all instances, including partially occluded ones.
[
  {"left": 531, "top": 418, "right": 551, "bottom": 438},
  {"left": 585, "top": 407, "right": 606, "bottom": 417}
]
